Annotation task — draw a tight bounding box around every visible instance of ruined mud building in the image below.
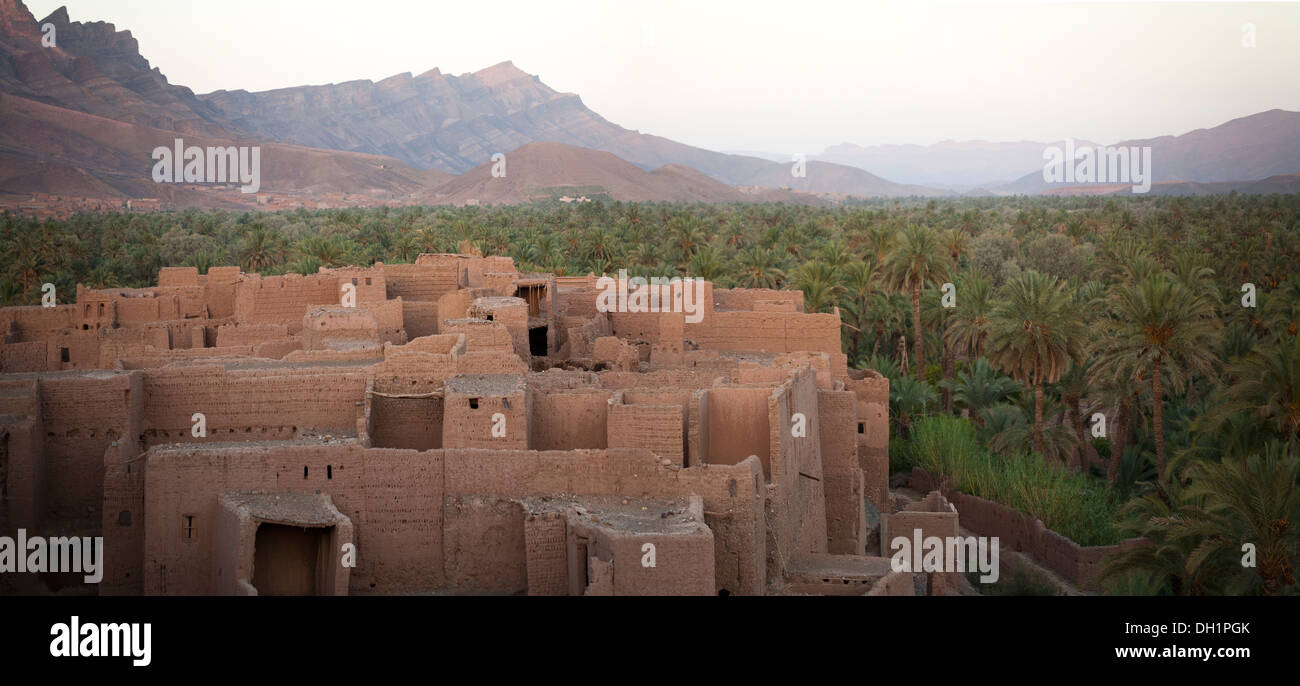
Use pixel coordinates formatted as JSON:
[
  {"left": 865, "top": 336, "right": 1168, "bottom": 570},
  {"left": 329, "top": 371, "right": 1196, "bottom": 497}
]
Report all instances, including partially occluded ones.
[{"left": 0, "top": 252, "right": 936, "bottom": 595}]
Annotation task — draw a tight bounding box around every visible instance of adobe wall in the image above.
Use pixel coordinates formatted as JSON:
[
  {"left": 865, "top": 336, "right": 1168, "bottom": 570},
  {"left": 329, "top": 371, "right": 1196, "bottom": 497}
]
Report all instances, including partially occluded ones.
[
  {"left": 442, "top": 376, "right": 528, "bottom": 450},
  {"left": 442, "top": 495, "right": 527, "bottom": 593},
  {"left": 864, "top": 570, "right": 916, "bottom": 596},
  {"left": 598, "top": 367, "right": 724, "bottom": 390},
  {"left": 141, "top": 444, "right": 443, "bottom": 595},
  {"left": 881, "top": 491, "right": 961, "bottom": 595},
  {"left": 2, "top": 341, "right": 47, "bottom": 372},
  {"left": 950, "top": 488, "right": 1137, "bottom": 590},
  {"left": 712, "top": 288, "right": 803, "bottom": 312},
  {"left": 909, "top": 468, "right": 1141, "bottom": 590},
  {"left": 607, "top": 401, "right": 684, "bottom": 466},
  {"left": 73, "top": 288, "right": 200, "bottom": 327},
  {"left": 736, "top": 352, "right": 833, "bottom": 390},
  {"left": 441, "top": 447, "right": 765, "bottom": 595},
  {"left": 415, "top": 252, "right": 470, "bottom": 279},
  {"left": 0, "top": 378, "right": 44, "bottom": 531},
  {"left": 567, "top": 509, "right": 715, "bottom": 596},
  {"left": 37, "top": 372, "right": 136, "bottom": 521},
  {"left": 555, "top": 287, "right": 599, "bottom": 320},
  {"left": 524, "top": 510, "right": 568, "bottom": 595},
  {"left": 233, "top": 271, "right": 384, "bottom": 332},
  {"left": 466, "top": 256, "right": 516, "bottom": 287},
  {"left": 215, "top": 322, "right": 289, "bottom": 348},
  {"left": 782, "top": 554, "right": 893, "bottom": 595},
  {"left": 593, "top": 336, "right": 638, "bottom": 371},
  {"left": 380, "top": 262, "right": 461, "bottom": 302},
  {"left": 481, "top": 271, "right": 520, "bottom": 297},
  {"left": 138, "top": 443, "right": 766, "bottom": 595},
  {"left": 845, "top": 371, "right": 890, "bottom": 510},
  {"left": 705, "top": 386, "right": 771, "bottom": 474},
  {"left": 328, "top": 267, "right": 389, "bottom": 304},
  {"left": 557, "top": 313, "right": 610, "bottom": 359},
  {"left": 302, "top": 308, "right": 380, "bottom": 351},
  {"left": 441, "top": 318, "right": 514, "bottom": 354},
  {"left": 818, "top": 389, "right": 866, "bottom": 556},
  {"left": 401, "top": 300, "right": 438, "bottom": 339},
  {"left": 139, "top": 365, "right": 369, "bottom": 445},
  {"left": 436, "top": 288, "right": 496, "bottom": 324},
  {"left": 621, "top": 388, "right": 694, "bottom": 465},
  {"left": 765, "top": 368, "right": 829, "bottom": 575},
  {"left": 369, "top": 395, "right": 443, "bottom": 450},
  {"left": 100, "top": 441, "right": 145, "bottom": 595},
  {"left": 610, "top": 311, "right": 679, "bottom": 345},
  {"left": 361, "top": 298, "right": 406, "bottom": 345},
  {"left": 455, "top": 350, "right": 528, "bottom": 375},
  {"left": 204, "top": 267, "right": 241, "bottom": 319},
  {"left": 44, "top": 330, "right": 100, "bottom": 370},
  {"left": 0, "top": 305, "right": 79, "bottom": 342},
  {"left": 685, "top": 311, "right": 846, "bottom": 378},
  {"left": 527, "top": 387, "right": 611, "bottom": 451},
  {"left": 112, "top": 344, "right": 273, "bottom": 369},
  {"left": 367, "top": 341, "right": 459, "bottom": 453},
  {"left": 468, "top": 297, "right": 529, "bottom": 361},
  {"left": 157, "top": 267, "right": 199, "bottom": 288}
]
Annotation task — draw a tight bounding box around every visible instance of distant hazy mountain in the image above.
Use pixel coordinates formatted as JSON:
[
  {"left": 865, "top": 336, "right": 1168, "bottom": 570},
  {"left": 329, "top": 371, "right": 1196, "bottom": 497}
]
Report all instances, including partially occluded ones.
[
  {"left": 720, "top": 150, "right": 792, "bottom": 163},
  {"left": 814, "top": 139, "right": 1100, "bottom": 190},
  {"left": 996, "top": 109, "right": 1300, "bottom": 195},
  {"left": 1031, "top": 174, "right": 1300, "bottom": 197}
]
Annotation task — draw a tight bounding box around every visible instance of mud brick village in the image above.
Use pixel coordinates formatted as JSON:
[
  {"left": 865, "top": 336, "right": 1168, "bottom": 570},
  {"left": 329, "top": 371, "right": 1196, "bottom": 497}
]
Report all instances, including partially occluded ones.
[{"left": 0, "top": 250, "right": 1117, "bottom": 596}]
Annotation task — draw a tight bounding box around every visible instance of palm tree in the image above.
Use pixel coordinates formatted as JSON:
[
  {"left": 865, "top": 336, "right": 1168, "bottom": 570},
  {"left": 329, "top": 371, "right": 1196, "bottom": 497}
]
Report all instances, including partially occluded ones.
[
  {"left": 239, "top": 227, "right": 284, "bottom": 273},
  {"left": 921, "top": 286, "right": 957, "bottom": 410},
  {"left": 390, "top": 233, "right": 418, "bottom": 263},
  {"left": 891, "top": 375, "right": 936, "bottom": 440},
  {"left": 942, "top": 227, "right": 970, "bottom": 271},
  {"left": 1089, "top": 355, "right": 1143, "bottom": 484},
  {"left": 941, "top": 357, "right": 1021, "bottom": 424},
  {"left": 1207, "top": 335, "right": 1300, "bottom": 451},
  {"left": 883, "top": 224, "right": 950, "bottom": 380},
  {"left": 689, "top": 245, "right": 729, "bottom": 284},
  {"left": 985, "top": 271, "right": 1085, "bottom": 457},
  {"left": 734, "top": 245, "right": 784, "bottom": 289},
  {"left": 943, "top": 272, "right": 994, "bottom": 359},
  {"left": 1093, "top": 273, "right": 1220, "bottom": 478},
  {"left": 1102, "top": 443, "right": 1299, "bottom": 595},
  {"left": 1173, "top": 444, "right": 1299, "bottom": 594},
  {"left": 791, "top": 261, "right": 843, "bottom": 313},
  {"left": 840, "top": 261, "right": 878, "bottom": 365},
  {"left": 864, "top": 224, "right": 895, "bottom": 267},
  {"left": 864, "top": 292, "right": 908, "bottom": 360},
  {"left": 670, "top": 216, "right": 704, "bottom": 272}
]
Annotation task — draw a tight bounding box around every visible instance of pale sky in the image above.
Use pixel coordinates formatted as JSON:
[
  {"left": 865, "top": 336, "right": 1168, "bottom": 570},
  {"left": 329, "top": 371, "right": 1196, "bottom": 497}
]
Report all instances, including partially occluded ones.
[{"left": 25, "top": 0, "right": 1300, "bottom": 152}]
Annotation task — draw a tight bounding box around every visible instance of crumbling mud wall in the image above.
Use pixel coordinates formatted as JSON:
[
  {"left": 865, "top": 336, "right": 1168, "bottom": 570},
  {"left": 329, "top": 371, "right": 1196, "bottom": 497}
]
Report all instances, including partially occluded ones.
[{"left": 528, "top": 387, "right": 611, "bottom": 450}]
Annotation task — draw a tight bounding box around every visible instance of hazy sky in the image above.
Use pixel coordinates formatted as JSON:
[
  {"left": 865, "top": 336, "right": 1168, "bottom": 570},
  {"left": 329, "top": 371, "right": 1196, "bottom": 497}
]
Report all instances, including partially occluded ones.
[{"left": 25, "top": 0, "right": 1300, "bottom": 153}]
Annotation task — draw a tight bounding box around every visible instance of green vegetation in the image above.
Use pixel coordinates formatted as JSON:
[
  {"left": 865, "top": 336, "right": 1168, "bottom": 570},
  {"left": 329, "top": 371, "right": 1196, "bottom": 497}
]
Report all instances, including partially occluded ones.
[
  {"left": 897, "top": 416, "right": 1118, "bottom": 546},
  {"left": 4, "top": 192, "right": 1298, "bottom": 594}
]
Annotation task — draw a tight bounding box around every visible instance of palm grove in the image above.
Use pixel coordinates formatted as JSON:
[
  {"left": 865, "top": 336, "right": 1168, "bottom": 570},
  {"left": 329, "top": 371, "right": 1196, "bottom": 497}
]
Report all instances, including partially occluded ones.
[{"left": 3, "top": 193, "right": 1297, "bottom": 595}]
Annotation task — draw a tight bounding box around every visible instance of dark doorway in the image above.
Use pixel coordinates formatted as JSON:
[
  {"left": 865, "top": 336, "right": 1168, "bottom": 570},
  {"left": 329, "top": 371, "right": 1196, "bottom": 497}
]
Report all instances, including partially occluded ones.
[
  {"left": 252, "top": 524, "right": 329, "bottom": 596},
  {"left": 529, "top": 326, "right": 548, "bottom": 357}
]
